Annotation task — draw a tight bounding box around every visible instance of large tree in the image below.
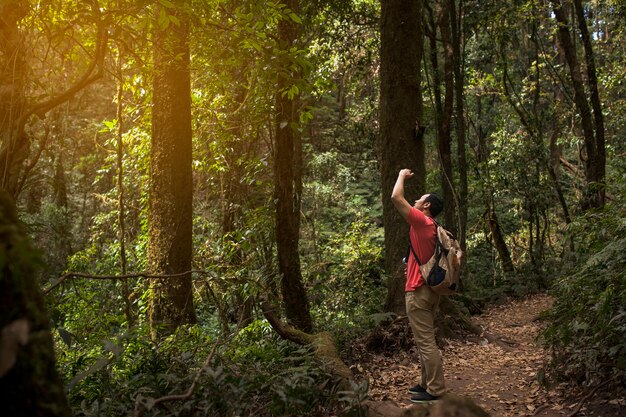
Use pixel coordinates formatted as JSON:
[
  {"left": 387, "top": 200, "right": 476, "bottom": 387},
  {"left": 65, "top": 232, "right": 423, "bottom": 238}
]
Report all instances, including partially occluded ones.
[
  {"left": 0, "top": 192, "right": 71, "bottom": 417},
  {"left": 379, "top": 0, "right": 426, "bottom": 315},
  {"left": 273, "top": 0, "right": 313, "bottom": 332},
  {"left": 426, "top": 0, "right": 457, "bottom": 237},
  {"left": 148, "top": 1, "right": 196, "bottom": 335},
  {"left": 449, "top": 0, "right": 468, "bottom": 249}
]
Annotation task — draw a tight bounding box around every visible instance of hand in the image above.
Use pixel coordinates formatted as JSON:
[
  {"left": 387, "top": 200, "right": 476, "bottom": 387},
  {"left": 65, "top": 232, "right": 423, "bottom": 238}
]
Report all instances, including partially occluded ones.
[{"left": 399, "top": 169, "right": 414, "bottom": 179}]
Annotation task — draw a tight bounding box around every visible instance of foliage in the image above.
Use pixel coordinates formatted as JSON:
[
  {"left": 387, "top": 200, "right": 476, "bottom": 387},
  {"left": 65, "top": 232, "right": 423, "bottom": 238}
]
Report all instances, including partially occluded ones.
[
  {"left": 56, "top": 321, "right": 339, "bottom": 417},
  {"left": 541, "top": 160, "right": 626, "bottom": 385}
]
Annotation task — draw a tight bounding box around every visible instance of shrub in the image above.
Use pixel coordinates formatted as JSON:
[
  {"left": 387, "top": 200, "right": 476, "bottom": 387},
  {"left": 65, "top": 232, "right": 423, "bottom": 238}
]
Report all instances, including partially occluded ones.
[{"left": 541, "top": 204, "right": 626, "bottom": 385}]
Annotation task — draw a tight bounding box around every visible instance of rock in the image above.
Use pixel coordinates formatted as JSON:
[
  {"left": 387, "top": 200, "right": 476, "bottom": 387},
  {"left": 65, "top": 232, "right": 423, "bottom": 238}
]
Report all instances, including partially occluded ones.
[{"left": 362, "top": 394, "right": 490, "bottom": 417}]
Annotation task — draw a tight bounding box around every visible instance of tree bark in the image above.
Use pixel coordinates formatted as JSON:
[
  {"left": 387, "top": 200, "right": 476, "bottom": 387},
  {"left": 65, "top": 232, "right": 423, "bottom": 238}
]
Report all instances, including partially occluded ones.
[
  {"left": 273, "top": 0, "right": 312, "bottom": 332},
  {"left": 426, "top": 2, "right": 457, "bottom": 237},
  {"left": 548, "top": 123, "right": 572, "bottom": 225},
  {"left": 148, "top": 1, "right": 196, "bottom": 336},
  {"left": 0, "top": 192, "right": 72, "bottom": 417},
  {"left": 449, "top": 0, "right": 468, "bottom": 249},
  {"left": 379, "top": 0, "right": 425, "bottom": 315},
  {"left": 439, "top": 2, "right": 457, "bottom": 238},
  {"left": 222, "top": 84, "right": 254, "bottom": 330},
  {"left": 116, "top": 61, "right": 132, "bottom": 326},
  {"left": 486, "top": 206, "right": 514, "bottom": 273}
]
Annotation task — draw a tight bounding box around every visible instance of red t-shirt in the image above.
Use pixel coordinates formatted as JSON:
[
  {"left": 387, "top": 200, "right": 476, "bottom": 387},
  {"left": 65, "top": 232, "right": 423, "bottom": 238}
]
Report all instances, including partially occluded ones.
[{"left": 405, "top": 207, "right": 437, "bottom": 291}]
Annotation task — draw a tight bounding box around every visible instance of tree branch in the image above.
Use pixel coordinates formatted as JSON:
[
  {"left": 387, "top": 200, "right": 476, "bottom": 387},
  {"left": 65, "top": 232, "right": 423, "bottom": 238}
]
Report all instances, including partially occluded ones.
[
  {"left": 43, "top": 270, "right": 219, "bottom": 295},
  {"left": 15, "top": 124, "right": 51, "bottom": 196},
  {"left": 261, "top": 300, "right": 353, "bottom": 387},
  {"left": 20, "top": 9, "right": 109, "bottom": 124},
  {"left": 567, "top": 381, "right": 609, "bottom": 417}
]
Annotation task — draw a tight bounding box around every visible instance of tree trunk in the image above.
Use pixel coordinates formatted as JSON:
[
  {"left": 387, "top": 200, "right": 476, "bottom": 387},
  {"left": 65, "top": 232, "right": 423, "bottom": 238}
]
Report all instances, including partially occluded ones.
[
  {"left": 427, "top": 2, "right": 457, "bottom": 237},
  {"left": 116, "top": 63, "right": 132, "bottom": 326},
  {"left": 379, "top": 0, "right": 425, "bottom": 315},
  {"left": 549, "top": 125, "right": 572, "bottom": 225},
  {"left": 0, "top": 1, "right": 29, "bottom": 197},
  {"left": 449, "top": 0, "right": 468, "bottom": 249},
  {"left": 148, "top": 2, "right": 196, "bottom": 336},
  {"left": 274, "top": 0, "right": 312, "bottom": 332},
  {"left": 550, "top": 0, "right": 605, "bottom": 210},
  {"left": 572, "top": 0, "right": 606, "bottom": 210},
  {"left": 0, "top": 192, "right": 72, "bottom": 417},
  {"left": 221, "top": 85, "right": 254, "bottom": 330},
  {"left": 486, "top": 206, "right": 514, "bottom": 273}
]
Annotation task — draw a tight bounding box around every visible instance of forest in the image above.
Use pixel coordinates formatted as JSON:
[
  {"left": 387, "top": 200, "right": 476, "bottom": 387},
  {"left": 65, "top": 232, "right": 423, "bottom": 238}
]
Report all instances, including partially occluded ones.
[{"left": 0, "top": 0, "right": 624, "bottom": 416}]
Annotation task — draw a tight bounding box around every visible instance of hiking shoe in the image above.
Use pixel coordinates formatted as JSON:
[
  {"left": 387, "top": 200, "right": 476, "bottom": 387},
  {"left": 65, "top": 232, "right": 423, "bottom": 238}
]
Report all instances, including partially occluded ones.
[
  {"left": 410, "top": 391, "right": 440, "bottom": 403},
  {"left": 408, "top": 384, "right": 427, "bottom": 394}
]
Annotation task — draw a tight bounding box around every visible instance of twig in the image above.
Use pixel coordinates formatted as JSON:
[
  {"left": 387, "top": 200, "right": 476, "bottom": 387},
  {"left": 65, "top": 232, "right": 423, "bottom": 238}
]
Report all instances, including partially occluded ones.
[
  {"left": 567, "top": 381, "right": 609, "bottom": 417},
  {"left": 43, "top": 270, "right": 217, "bottom": 295},
  {"left": 531, "top": 403, "right": 549, "bottom": 416},
  {"left": 134, "top": 343, "right": 219, "bottom": 417}
]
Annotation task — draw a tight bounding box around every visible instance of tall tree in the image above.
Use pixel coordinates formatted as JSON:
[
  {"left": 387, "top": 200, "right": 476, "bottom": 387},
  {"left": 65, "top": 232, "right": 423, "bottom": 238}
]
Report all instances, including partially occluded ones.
[
  {"left": 148, "top": 1, "right": 196, "bottom": 335},
  {"left": 379, "top": 0, "right": 425, "bottom": 315},
  {"left": 449, "top": 0, "right": 468, "bottom": 249},
  {"left": 273, "top": 0, "right": 313, "bottom": 332},
  {"left": 426, "top": 0, "right": 457, "bottom": 237},
  {"left": 0, "top": 192, "right": 72, "bottom": 417},
  {"left": 550, "top": 0, "right": 605, "bottom": 210}
]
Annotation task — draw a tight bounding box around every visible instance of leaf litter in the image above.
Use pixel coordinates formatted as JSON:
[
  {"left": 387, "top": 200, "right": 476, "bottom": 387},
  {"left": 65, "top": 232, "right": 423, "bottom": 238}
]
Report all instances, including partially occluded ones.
[{"left": 348, "top": 293, "right": 625, "bottom": 416}]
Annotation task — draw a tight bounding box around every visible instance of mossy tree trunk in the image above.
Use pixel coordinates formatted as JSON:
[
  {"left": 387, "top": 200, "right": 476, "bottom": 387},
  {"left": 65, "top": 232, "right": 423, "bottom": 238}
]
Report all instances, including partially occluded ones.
[
  {"left": 148, "top": 1, "right": 196, "bottom": 336},
  {"left": 380, "top": 0, "right": 426, "bottom": 315},
  {"left": 273, "top": 0, "right": 312, "bottom": 332},
  {"left": 0, "top": 192, "right": 72, "bottom": 417}
]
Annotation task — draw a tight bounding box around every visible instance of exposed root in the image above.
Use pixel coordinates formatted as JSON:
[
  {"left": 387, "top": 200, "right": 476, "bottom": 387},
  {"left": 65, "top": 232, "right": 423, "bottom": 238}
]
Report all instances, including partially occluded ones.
[
  {"left": 567, "top": 381, "right": 609, "bottom": 417},
  {"left": 261, "top": 301, "right": 353, "bottom": 388}
]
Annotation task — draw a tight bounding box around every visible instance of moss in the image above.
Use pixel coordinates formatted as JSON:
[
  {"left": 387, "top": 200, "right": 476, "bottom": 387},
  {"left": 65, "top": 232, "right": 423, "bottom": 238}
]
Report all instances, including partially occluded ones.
[{"left": 0, "top": 191, "right": 72, "bottom": 417}]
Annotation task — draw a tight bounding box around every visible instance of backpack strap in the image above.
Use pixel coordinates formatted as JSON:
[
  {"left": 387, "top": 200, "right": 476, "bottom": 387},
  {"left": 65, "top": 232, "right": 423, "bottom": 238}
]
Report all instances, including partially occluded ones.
[
  {"left": 407, "top": 220, "right": 439, "bottom": 265},
  {"left": 408, "top": 240, "right": 422, "bottom": 265}
]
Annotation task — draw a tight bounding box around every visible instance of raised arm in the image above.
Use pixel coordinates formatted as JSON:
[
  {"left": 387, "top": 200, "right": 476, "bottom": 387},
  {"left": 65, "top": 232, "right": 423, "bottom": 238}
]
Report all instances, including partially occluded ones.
[{"left": 391, "top": 169, "right": 414, "bottom": 221}]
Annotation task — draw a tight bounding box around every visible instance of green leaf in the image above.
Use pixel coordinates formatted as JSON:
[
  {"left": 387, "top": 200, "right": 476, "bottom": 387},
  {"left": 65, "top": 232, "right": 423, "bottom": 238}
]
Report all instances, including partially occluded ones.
[
  {"left": 158, "top": 9, "right": 170, "bottom": 29},
  {"left": 169, "top": 14, "right": 180, "bottom": 26},
  {"left": 289, "top": 12, "right": 302, "bottom": 24},
  {"left": 158, "top": 0, "right": 175, "bottom": 8}
]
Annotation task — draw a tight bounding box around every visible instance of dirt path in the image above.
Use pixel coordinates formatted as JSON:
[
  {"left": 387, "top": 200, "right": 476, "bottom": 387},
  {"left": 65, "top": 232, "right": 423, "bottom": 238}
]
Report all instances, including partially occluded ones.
[{"left": 359, "top": 293, "right": 625, "bottom": 416}]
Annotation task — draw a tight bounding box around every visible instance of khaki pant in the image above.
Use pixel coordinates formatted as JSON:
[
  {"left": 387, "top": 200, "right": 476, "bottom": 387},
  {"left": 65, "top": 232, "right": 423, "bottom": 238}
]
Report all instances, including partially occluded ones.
[{"left": 405, "top": 286, "right": 446, "bottom": 396}]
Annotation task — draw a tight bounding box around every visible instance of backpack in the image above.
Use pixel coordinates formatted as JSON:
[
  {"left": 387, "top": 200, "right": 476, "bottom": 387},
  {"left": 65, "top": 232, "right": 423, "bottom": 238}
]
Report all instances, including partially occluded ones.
[{"left": 406, "top": 222, "right": 463, "bottom": 295}]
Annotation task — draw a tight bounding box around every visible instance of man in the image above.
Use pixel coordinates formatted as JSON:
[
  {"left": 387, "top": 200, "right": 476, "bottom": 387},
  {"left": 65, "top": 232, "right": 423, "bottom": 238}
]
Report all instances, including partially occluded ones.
[{"left": 391, "top": 168, "right": 445, "bottom": 403}]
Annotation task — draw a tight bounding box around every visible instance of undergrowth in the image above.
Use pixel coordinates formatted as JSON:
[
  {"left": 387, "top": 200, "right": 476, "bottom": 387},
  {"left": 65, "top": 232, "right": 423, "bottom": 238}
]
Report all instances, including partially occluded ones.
[
  {"left": 58, "top": 321, "right": 342, "bottom": 417},
  {"left": 541, "top": 185, "right": 626, "bottom": 386}
]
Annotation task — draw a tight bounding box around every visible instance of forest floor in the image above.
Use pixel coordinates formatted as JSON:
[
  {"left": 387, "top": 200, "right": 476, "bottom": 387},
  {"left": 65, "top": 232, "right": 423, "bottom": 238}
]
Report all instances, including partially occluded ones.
[{"left": 351, "top": 293, "right": 625, "bottom": 417}]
